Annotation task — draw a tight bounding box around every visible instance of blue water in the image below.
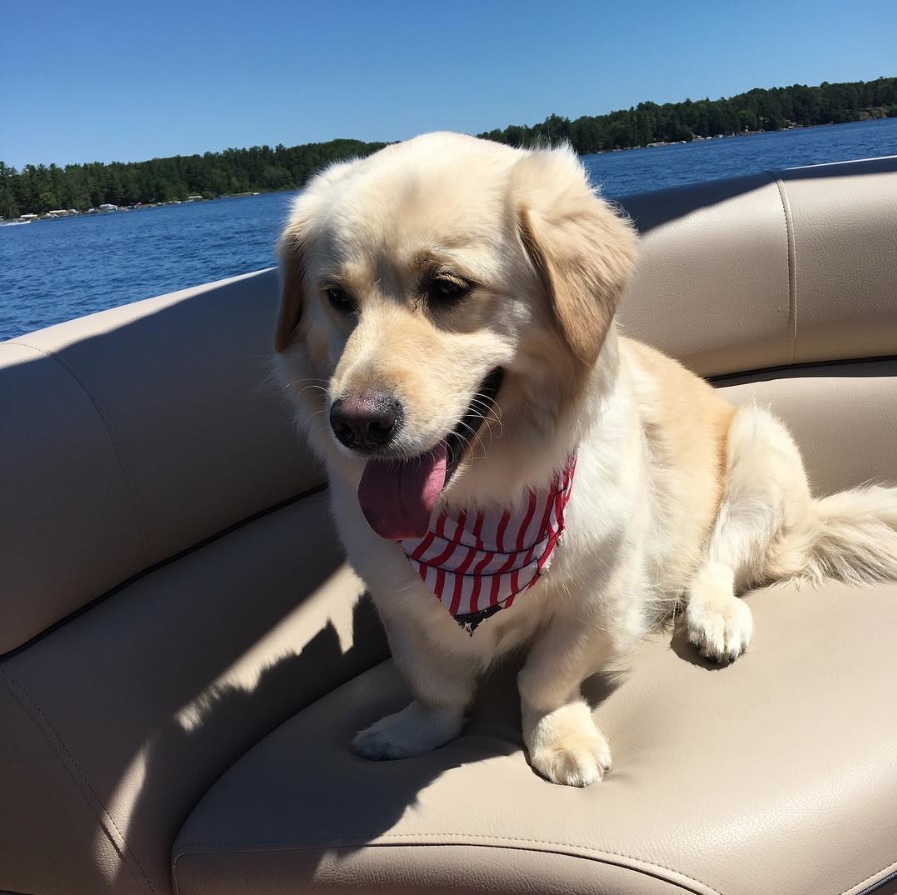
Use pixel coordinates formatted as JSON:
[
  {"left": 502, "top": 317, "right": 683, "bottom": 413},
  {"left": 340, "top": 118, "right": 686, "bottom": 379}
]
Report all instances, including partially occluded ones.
[
  {"left": 0, "top": 193, "right": 293, "bottom": 341},
  {"left": 2, "top": 118, "right": 895, "bottom": 341},
  {"left": 583, "top": 116, "right": 897, "bottom": 196}
]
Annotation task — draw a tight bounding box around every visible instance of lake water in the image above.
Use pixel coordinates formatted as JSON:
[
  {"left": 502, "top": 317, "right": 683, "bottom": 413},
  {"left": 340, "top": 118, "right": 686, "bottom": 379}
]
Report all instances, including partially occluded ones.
[{"left": 2, "top": 117, "right": 896, "bottom": 341}]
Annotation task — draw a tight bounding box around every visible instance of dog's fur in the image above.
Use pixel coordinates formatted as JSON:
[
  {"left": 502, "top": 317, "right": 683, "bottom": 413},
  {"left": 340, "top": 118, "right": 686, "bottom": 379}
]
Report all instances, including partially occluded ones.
[{"left": 275, "top": 132, "right": 897, "bottom": 786}]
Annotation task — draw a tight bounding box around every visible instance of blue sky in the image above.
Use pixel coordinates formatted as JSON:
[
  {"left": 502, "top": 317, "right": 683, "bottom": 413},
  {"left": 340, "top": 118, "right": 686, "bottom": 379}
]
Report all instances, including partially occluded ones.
[{"left": 2, "top": 0, "right": 895, "bottom": 169}]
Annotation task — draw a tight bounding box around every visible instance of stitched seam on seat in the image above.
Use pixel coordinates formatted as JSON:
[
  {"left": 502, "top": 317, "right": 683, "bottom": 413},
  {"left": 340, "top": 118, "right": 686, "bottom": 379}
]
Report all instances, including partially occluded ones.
[
  {"left": 771, "top": 176, "right": 798, "bottom": 365},
  {"left": 172, "top": 835, "right": 723, "bottom": 895},
  {"left": 0, "top": 668, "right": 158, "bottom": 895},
  {"left": 172, "top": 832, "right": 897, "bottom": 895},
  {"left": 844, "top": 859, "right": 897, "bottom": 895},
  {"left": 6, "top": 339, "right": 148, "bottom": 565}
]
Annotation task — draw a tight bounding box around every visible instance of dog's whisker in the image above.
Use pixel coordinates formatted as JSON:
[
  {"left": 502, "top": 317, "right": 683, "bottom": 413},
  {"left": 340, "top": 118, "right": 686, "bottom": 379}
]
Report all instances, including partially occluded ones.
[
  {"left": 296, "top": 385, "right": 329, "bottom": 398},
  {"left": 451, "top": 423, "right": 491, "bottom": 465},
  {"left": 283, "top": 379, "right": 329, "bottom": 394}
]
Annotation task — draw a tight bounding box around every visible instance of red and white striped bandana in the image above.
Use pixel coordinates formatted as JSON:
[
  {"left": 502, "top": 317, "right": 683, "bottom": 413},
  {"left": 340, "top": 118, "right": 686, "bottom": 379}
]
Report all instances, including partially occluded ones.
[{"left": 398, "top": 456, "right": 577, "bottom": 635}]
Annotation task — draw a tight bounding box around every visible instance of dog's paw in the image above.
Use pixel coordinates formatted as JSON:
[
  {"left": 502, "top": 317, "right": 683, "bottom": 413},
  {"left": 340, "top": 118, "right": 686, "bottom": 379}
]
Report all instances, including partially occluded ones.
[
  {"left": 531, "top": 734, "right": 612, "bottom": 787},
  {"left": 686, "top": 595, "right": 753, "bottom": 664},
  {"left": 352, "top": 720, "right": 415, "bottom": 760},
  {"left": 526, "top": 702, "right": 611, "bottom": 787},
  {"left": 351, "top": 702, "right": 463, "bottom": 761}
]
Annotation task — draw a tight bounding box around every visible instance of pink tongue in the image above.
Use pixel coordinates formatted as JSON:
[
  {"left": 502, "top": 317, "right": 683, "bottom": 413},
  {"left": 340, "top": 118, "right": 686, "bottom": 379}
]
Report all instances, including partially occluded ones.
[{"left": 358, "top": 444, "right": 448, "bottom": 540}]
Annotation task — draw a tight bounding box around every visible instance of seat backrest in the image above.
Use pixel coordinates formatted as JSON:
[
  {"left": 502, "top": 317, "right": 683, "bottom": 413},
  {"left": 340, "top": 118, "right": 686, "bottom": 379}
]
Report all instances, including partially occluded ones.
[
  {"left": 617, "top": 155, "right": 897, "bottom": 377},
  {"left": 0, "top": 269, "right": 320, "bottom": 657}
]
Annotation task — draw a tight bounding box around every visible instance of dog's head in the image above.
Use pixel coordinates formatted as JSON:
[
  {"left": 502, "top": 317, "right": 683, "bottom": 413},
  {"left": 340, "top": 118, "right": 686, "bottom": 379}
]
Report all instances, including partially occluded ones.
[{"left": 275, "top": 132, "right": 636, "bottom": 539}]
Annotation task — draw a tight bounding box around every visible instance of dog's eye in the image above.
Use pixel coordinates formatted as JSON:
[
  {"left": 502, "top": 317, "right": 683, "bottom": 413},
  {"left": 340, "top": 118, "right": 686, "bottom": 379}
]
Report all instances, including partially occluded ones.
[
  {"left": 428, "top": 276, "right": 470, "bottom": 304},
  {"left": 325, "top": 286, "right": 355, "bottom": 315}
]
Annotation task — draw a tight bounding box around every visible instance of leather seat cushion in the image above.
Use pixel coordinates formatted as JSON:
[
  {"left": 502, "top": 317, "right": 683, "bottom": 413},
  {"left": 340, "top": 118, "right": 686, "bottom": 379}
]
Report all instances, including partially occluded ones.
[
  {"left": 173, "top": 579, "right": 897, "bottom": 895},
  {"left": 0, "top": 490, "right": 387, "bottom": 895}
]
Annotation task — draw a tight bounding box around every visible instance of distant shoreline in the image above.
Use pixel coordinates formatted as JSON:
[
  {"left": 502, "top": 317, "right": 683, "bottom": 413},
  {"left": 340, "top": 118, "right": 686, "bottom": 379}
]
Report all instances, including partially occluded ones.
[
  {"left": 0, "top": 191, "right": 264, "bottom": 225},
  {"left": 3, "top": 106, "right": 894, "bottom": 224},
  {"left": 588, "top": 117, "right": 889, "bottom": 154},
  {"left": 0, "top": 117, "right": 882, "bottom": 227}
]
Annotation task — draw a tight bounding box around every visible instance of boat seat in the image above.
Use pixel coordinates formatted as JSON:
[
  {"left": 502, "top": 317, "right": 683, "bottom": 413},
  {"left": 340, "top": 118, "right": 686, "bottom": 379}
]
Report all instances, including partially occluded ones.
[
  {"left": 2, "top": 156, "right": 896, "bottom": 895},
  {"left": 173, "top": 578, "right": 897, "bottom": 895}
]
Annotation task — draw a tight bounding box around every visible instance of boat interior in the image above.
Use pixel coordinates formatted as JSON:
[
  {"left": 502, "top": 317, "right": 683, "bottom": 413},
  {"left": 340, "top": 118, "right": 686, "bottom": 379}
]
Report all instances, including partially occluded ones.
[{"left": 1, "top": 156, "right": 896, "bottom": 895}]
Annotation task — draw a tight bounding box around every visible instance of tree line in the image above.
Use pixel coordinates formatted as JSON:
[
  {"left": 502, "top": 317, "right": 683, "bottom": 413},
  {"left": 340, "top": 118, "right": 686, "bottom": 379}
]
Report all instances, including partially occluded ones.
[
  {"left": 0, "top": 139, "right": 385, "bottom": 219},
  {"left": 2, "top": 78, "right": 895, "bottom": 219},
  {"left": 479, "top": 77, "right": 897, "bottom": 153}
]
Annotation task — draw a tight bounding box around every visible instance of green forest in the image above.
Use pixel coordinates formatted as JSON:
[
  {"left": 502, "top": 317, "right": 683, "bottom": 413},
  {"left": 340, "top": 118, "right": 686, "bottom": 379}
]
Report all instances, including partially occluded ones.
[
  {"left": 2, "top": 77, "right": 895, "bottom": 219},
  {"left": 479, "top": 77, "right": 897, "bottom": 152}
]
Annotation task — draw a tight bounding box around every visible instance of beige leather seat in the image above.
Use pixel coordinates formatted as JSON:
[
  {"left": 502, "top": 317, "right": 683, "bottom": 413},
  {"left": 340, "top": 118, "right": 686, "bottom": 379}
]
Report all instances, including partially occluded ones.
[{"left": 2, "top": 156, "right": 896, "bottom": 895}]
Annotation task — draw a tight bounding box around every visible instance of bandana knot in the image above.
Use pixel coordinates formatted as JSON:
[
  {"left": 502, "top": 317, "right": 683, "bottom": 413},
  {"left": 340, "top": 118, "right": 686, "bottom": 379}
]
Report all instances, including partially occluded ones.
[{"left": 398, "top": 456, "right": 577, "bottom": 634}]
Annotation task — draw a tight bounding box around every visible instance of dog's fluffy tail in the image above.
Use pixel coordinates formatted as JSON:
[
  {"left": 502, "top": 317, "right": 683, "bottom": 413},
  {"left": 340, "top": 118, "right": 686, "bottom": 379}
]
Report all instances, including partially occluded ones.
[{"left": 772, "top": 485, "right": 897, "bottom": 586}]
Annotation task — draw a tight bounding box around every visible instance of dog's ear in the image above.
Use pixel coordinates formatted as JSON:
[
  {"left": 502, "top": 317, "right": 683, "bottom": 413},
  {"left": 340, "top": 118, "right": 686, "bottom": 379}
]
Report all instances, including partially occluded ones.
[
  {"left": 274, "top": 225, "right": 306, "bottom": 353},
  {"left": 514, "top": 147, "right": 637, "bottom": 367},
  {"left": 274, "top": 159, "right": 360, "bottom": 352}
]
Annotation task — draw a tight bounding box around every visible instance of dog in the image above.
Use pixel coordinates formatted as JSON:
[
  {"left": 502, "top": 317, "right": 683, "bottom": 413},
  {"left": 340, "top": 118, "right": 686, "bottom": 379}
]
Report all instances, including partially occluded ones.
[{"left": 274, "top": 132, "right": 897, "bottom": 786}]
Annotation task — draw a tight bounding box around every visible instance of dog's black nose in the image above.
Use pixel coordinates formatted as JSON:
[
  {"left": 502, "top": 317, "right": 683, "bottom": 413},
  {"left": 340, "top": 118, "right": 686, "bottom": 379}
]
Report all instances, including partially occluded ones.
[{"left": 329, "top": 395, "right": 403, "bottom": 452}]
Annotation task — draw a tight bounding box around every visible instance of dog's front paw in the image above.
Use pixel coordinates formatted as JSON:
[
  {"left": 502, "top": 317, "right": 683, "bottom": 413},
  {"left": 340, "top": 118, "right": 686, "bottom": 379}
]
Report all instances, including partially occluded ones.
[
  {"left": 532, "top": 736, "right": 612, "bottom": 787},
  {"left": 352, "top": 702, "right": 464, "bottom": 761},
  {"left": 686, "top": 595, "right": 753, "bottom": 664},
  {"left": 527, "top": 702, "right": 611, "bottom": 787}
]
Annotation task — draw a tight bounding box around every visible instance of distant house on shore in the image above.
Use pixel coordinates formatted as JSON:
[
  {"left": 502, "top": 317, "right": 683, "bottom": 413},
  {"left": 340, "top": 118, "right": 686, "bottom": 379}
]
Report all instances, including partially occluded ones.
[{"left": 98, "top": 203, "right": 118, "bottom": 211}]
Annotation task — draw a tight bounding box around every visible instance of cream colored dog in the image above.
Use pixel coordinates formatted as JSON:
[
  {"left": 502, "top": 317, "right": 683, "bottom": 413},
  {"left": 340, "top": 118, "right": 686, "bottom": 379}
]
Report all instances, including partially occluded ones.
[{"left": 275, "top": 132, "right": 897, "bottom": 786}]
